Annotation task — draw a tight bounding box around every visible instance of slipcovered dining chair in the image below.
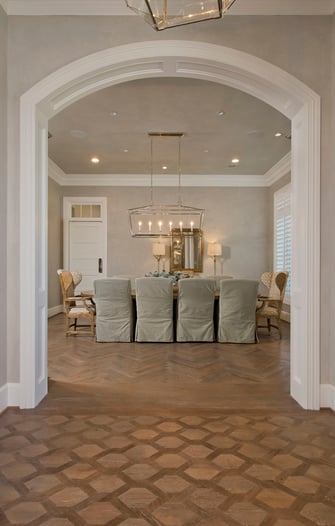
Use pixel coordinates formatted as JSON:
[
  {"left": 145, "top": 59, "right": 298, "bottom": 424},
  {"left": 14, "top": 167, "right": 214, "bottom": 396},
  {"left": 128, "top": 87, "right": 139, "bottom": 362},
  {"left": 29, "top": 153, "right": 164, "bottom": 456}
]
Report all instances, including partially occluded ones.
[
  {"left": 256, "top": 271, "right": 289, "bottom": 339},
  {"left": 94, "top": 278, "right": 133, "bottom": 342},
  {"left": 57, "top": 269, "right": 95, "bottom": 336},
  {"left": 218, "top": 279, "right": 259, "bottom": 343},
  {"left": 135, "top": 277, "right": 174, "bottom": 342},
  {"left": 177, "top": 278, "right": 216, "bottom": 342}
]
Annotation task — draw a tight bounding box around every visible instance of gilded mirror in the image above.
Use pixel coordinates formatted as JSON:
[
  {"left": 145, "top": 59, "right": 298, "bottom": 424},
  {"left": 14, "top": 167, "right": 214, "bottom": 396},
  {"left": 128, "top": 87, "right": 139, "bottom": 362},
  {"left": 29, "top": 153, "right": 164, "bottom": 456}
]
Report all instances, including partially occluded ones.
[{"left": 170, "top": 228, "right": 203, "bottom": 273}]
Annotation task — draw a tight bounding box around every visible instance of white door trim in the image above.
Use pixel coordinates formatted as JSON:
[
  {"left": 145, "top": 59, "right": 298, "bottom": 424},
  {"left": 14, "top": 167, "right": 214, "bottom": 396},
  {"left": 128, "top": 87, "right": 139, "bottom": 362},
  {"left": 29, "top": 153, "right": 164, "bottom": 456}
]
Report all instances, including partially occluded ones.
[{"left": 19, "top": 40, "right": 320, "bottom": 409}]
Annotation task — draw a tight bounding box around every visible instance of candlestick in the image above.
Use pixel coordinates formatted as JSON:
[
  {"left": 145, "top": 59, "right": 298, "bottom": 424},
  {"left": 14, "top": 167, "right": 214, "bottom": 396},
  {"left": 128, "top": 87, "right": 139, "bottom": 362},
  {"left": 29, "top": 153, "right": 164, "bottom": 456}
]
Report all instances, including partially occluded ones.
[
  {"left": 148, "top": 221, "right": 152, "bottom": 232},
  {"left": 158, "top": 220, "right": 162, "bottom": 232},
  {"left": 190, "top": 221, "right": 194, "bottom": 232},
  {"left": 138, "top": 221, "right": 142, "bottom": 232},
  {"left": 169, "top": 221, "right": 173, "bottom": 232},
  {"left": 179, "top": 221, "right": 183, "bottom": 233}
]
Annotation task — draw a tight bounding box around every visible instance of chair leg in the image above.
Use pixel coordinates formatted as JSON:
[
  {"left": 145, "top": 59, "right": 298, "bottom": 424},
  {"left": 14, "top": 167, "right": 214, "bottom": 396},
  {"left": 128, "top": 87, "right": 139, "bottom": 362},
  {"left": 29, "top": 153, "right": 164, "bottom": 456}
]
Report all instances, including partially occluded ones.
[{"left": 278, "top": 319, "right": 282, "bottom": 339}]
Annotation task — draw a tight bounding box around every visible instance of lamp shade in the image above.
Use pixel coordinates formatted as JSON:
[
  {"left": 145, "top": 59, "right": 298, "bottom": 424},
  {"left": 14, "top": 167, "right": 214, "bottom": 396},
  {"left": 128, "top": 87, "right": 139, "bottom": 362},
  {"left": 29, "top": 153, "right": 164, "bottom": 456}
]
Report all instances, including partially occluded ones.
[
  {"left": 152, "top": 243, "right": 166, "bottom": 256},
  {"left": 125, "top": 0, "right": 236, "bottom": 31},
  {"left": 207, "top": 243, "right": 222, "bottom": 257}
]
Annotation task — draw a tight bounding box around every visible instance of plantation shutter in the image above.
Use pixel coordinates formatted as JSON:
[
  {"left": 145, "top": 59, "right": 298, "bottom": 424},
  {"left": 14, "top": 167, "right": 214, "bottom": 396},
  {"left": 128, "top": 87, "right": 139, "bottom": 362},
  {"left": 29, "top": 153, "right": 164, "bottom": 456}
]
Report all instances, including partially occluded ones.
[{"left": 274, "top": 184, "right": 291, "bottom": 300}]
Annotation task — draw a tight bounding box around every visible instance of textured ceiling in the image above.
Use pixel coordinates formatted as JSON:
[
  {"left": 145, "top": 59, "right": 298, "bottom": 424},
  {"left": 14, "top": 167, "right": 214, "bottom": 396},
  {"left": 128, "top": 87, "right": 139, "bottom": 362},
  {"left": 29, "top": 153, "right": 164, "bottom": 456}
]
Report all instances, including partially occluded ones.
[{"left": 48, "top": 77, "right": 291, "bottom": 178}]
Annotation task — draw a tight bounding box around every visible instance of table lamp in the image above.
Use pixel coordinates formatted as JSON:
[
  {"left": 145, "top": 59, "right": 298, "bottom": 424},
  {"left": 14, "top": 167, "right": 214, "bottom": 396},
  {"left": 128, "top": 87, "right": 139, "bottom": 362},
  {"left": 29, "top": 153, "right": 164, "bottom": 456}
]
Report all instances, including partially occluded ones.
[
  {"left": 207, "top": 243, "right": 222, "bottom": 276},
  {"left": 152, "top": 243, "right": 166, "bottom": 273}
]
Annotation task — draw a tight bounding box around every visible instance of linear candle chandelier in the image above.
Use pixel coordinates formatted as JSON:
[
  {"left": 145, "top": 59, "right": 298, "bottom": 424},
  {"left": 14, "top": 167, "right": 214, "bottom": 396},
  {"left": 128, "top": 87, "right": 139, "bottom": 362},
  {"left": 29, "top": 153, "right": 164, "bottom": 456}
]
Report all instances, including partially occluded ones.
[
  {"left": 125, "top": 0, "right": 237, "bottom": 31},
  {"left": 128, "top": 132, "right": 204, "bottom": 238}
]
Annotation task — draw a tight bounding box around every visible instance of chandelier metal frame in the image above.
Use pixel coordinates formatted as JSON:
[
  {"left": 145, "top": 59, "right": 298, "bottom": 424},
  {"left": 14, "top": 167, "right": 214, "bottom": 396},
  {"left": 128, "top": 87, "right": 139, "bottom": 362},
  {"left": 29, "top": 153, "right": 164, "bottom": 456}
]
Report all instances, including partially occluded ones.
[
  {"left": 128, "top": 132, "right": 204, "bottom": 238},
  {"left": 124, "top": 0, "right": 237, "bottom": 31}
]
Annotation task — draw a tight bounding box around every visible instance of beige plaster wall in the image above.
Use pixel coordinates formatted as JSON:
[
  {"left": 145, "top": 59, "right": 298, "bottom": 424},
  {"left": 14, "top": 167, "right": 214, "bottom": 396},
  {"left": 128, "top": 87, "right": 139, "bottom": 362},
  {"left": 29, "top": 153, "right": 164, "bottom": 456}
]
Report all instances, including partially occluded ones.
[
  {"left": 0, "top": 6, "right": 7, "bottom": 389},
  {"left": 50, "top": 186, "right": 268, "bottom": 299},
  {"left": 5, "top": 14, "right": 335, "bottom": 385},
  {"left": 48, "top": 178, "right": 63, "bottom": 309}
]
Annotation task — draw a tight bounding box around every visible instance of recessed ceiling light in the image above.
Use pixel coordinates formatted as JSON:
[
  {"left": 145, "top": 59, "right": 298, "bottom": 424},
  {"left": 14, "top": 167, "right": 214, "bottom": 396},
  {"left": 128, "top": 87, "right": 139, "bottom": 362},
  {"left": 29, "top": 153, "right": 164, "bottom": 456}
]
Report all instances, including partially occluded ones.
[
  {"left": 123, "top": 149, "right": 129, "bottom": 153},
  {"left": 275, "top": 132, "right": 283, "bottom": 137},
  {"left": 91, "top": 157, "right": 100, "bottom": 164},
  {"left": 204, "top": 149, "right": 209, "bottom": 153},
  {"left": 217, "top": 111, "right": 225, "bottom": 116},
  {"left": 231, "top": 158, "right": 240, "bottom": 164},
  {"left": 70, "top": 129, "right": 87, "bottom": 139},
  {"left": 162, "top": 165, "right": 168, "bottom": 170},
  {"left": 110, "top": 111, "right": 118, "bottom": 117}
]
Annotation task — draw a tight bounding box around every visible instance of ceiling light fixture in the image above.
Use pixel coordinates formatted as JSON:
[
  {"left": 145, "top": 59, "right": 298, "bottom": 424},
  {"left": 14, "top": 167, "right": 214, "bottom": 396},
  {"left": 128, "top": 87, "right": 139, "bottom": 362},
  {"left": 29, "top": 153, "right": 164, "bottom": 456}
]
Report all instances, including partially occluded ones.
[
  {"left": 231, "top": 158, "right": 240, "bottom": 164},
  {"left": 128, "top": 132, "right": 204, "bottom": 238},
  {"left": 91, "top": 157, "right": 100, "bottom": 164},
  {"left": 125, "top": 0, "right": 237, "bottom": 31},
  {"left": 275, "top": 132, "right": 283, "bottom": 137}
]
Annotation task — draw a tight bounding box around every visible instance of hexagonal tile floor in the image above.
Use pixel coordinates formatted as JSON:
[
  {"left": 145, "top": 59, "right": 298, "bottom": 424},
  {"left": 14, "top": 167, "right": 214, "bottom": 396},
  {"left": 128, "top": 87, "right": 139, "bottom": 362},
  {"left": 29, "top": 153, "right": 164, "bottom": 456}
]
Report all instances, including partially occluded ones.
[{"left": 1, "top": 408, "right": 335, "bottom": 525}]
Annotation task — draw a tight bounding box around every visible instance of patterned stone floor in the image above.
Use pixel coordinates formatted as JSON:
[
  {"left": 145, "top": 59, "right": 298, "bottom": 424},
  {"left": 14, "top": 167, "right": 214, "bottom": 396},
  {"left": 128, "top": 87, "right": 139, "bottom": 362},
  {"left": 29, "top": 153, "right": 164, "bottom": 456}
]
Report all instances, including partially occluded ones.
[
  {"left": 1, "top": 317, "right": 335, "bottom": 524},
  {"left": 1, "top": 408, "right": 335, "bottom": 525}
]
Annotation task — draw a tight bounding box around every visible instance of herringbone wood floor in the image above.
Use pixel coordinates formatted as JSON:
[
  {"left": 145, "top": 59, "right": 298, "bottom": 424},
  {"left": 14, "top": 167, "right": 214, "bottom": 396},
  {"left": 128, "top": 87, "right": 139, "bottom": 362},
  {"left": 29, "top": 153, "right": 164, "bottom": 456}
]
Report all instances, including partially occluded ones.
[
  {"left": 1, "top": 315, "right": 335, "bottom": 525},
  {"left": 46, "top": 314, "right": 295, "bottom": 413}
]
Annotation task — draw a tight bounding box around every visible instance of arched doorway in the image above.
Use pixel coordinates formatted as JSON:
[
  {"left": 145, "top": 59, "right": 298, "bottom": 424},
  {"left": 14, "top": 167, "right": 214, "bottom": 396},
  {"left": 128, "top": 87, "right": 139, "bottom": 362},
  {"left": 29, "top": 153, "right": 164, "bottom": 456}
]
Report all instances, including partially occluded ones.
[{"left": 19, "top": 40, "right": 320, "bottom": 410}]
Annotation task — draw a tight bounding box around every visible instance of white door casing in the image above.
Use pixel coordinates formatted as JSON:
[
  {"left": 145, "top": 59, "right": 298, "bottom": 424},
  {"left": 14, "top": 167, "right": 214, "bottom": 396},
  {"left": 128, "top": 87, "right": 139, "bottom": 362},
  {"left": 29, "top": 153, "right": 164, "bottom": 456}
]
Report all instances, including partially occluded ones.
[{"left": 19, "top": 41, "right": 320, "bottom": 409}]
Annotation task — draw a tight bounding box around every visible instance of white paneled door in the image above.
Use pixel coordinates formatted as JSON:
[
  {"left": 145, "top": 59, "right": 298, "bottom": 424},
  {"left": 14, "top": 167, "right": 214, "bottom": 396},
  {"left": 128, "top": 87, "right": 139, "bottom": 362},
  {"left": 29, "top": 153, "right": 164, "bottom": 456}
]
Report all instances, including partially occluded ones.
[
  {"left": 63, "top": 197, "right": 107, "bottom": 293},
  {"left": 69, "top": 220, "right": 105, "bottom": 291}
]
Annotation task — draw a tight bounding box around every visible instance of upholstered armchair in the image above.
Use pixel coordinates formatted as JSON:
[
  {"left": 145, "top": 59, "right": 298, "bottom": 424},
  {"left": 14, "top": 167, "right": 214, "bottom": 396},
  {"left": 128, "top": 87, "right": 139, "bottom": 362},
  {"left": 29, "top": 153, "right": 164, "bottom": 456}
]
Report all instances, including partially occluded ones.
[
  {"left": 57, "top": 269, "right": 95, "bottom": 336},
  {"left": 256, "top": 271, "right": 289, "bottom": 339}
]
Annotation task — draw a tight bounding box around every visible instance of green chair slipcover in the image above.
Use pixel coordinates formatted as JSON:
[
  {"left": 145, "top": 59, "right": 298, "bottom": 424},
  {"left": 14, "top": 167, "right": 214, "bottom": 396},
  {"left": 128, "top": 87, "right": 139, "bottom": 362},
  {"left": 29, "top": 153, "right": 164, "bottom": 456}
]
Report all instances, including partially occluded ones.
[
  {"left": 94, "top": 278, "right": 133, "bottom": 342},
  {"left": 177, "top": 278, "right": 216, "bottom": 342},
  {"left": 135, "top": 277, "right": 174, "bottom": 342},
  {"left": 218, "top": 279, "right": 259, "bottom": 343}
]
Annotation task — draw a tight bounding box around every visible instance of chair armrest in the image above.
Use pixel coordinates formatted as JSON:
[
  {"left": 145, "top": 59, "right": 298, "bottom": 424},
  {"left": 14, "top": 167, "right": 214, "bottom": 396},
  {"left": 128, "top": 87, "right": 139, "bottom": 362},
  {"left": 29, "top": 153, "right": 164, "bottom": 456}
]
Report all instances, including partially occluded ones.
[
  {"left": 256, "top": 296, "right": 282, "bottom": 312},
  {"left": 257, "top": 295, "right": 280, "bottom": 302},
  {"left": 80, "top": 291, "right": 94, "bottom": 299}
]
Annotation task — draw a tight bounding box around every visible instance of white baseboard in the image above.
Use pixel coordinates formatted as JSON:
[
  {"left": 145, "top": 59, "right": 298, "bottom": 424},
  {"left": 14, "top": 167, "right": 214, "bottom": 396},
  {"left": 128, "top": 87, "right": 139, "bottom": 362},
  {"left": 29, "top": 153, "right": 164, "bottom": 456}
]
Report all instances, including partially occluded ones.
[
  {"left": 48, "top": 304, "right": 63, "bottom": 318},
  {"left": 0, "top": 383, "right": 20, "bottom": 412},
  {"left": 281, "top": 311, "right": 290, "bottom": 323},
  {"left": 320, "top": 384, "right": 335, "bottom": 410}
]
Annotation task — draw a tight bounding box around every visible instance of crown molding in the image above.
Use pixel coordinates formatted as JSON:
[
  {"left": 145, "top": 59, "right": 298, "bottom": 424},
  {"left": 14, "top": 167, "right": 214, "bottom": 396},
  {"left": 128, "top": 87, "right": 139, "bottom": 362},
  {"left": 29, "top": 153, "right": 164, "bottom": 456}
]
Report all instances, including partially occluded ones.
[
  {"left": 2, "top": 0, "right": 335, "bottom": 16},
  {"left": 49, "top": 166, "right": 267, "bottom": 188},
  {"left": 49, "top": 153, "right": 291, "bottom": 187},
  {"left": 48, "top": 157, "right": 68, "bottom": 184},
  {"left": 264, "top": 151, "right": 291, "bottom": 186},
  {"left": 0, "top": 0, "right": 8, "bottom": 13}
]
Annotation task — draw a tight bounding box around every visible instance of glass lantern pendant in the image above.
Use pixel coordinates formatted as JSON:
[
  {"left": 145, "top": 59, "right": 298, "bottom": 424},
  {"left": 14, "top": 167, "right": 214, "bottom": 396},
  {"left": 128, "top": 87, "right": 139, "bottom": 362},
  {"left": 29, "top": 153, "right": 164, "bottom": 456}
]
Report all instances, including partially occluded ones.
[{"left": 125, "top": 0, "right": 236, "bottom": 31}]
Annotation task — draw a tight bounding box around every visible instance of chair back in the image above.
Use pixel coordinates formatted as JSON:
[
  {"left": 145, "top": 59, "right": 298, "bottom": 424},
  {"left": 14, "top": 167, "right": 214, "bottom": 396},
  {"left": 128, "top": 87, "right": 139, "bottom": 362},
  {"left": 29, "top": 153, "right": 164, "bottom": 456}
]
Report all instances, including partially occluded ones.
[
  {"left": 260, "top": 271, "right": 288, "bottom": 301},
  {"left": 135, "top": 277, "right": 174, "bottom": 342},
  {"left": 177, "top": 279, "right": 216, "bottom": 342},
  {"left": 206, "top": 275, "right": 233, "bottom": 291},
  {"left": 94, "top": 278, "right": 133, "bottom": 342},
  {"left": 218, "top": 279, "right": 259, "bottom": 343},
  {"left": 57, "top": 269, "right": 82, "bottom": 306}
]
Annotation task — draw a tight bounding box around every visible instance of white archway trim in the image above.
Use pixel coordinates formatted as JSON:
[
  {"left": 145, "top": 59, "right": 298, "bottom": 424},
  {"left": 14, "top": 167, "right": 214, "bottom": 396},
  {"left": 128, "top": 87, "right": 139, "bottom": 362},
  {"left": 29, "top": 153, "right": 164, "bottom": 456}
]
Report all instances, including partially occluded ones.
[{"left": 20, "top": 41, "right": 320, "bottom": 409}]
